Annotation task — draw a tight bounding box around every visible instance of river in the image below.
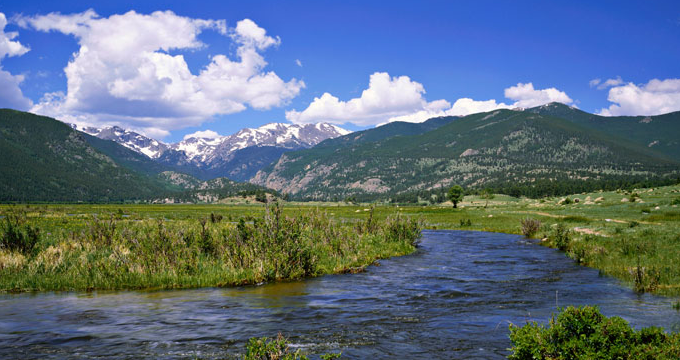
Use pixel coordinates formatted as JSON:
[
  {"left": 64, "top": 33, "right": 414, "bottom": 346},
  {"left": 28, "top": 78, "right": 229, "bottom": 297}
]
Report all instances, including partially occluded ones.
[{"left": 1, "top": 230, "right": 679, "bottom": 359}]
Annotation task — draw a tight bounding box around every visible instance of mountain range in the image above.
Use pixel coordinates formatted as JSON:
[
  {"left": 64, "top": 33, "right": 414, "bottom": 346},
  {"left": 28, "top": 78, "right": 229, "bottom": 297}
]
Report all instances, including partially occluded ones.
[
  {"left": 1, "top": 103, "right": 679, "bottom": 203},
  {"left": 251, "top": 103, "right": 680, "bottom": 201},
  {"left": 76, "top": 122, "right": 349, "bottom": 181}
]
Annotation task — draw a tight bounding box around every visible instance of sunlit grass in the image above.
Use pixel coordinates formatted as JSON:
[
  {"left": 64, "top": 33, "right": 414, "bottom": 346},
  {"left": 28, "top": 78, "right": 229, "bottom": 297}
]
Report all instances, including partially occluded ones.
[{"left": 0, "top": 204, "right": 422, "bottom": 292}]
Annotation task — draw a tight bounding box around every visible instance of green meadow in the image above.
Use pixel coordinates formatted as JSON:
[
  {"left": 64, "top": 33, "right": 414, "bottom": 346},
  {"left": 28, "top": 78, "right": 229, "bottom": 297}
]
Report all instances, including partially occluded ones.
[{"left": 1, "top": 184, "right": 680, "bottom": 296}]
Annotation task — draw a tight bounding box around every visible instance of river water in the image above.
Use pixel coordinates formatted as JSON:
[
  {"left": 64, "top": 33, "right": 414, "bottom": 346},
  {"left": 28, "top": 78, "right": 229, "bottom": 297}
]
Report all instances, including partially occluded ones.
[{"left": 2, "top": 230, "right": 679, "bottom": 359}]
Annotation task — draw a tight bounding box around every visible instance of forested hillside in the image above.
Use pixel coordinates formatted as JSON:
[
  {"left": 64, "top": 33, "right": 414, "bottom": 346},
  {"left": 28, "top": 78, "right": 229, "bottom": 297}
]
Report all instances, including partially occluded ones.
[
  {"left": 528, "top": 102, "right": 680, "bottom": 161},
  {"left": 252, "top": 109, "right": 680, "bottom": 201},
  {"left": 0, "top": 109, "right": 173, "bottom": 202}
]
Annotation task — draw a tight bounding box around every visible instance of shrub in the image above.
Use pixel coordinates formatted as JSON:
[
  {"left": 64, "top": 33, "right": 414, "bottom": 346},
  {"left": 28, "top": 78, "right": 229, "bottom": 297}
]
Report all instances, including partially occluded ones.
[
  {"left": 553, "top": 223, "right": 571, "bottom": 251},
  {"left": 243, "top": 333, "right": 342, "bottom": 360},
  {"left": 244, "top": 333, "right": 307, "bottom": 360},
  {"left": 1, "top": 209, "right": 40, "bottom": 255},
  {"left": 255, "top": 191, "right": 268, "bottom": 203},
  {"left": 629, "top": 192, "right": 640, "bottom": 202},
  {"left": 509, "top": 306, "right": 680, "bottom": 360},
  {"left": 210, "top": 212, "right": 223, "bottom": 223},
  {"left": 459, "top": 218, "right": 472, "bottom": 227},
  {"left": 569, "top": 241, "right": 589, "bottom": 264},
  {"left": 520, "top": 218, "right": 541, "bottom": 238}
]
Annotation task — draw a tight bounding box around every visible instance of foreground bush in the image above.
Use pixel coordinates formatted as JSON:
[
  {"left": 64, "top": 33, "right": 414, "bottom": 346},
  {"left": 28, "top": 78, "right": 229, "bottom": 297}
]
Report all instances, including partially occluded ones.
[
  {"left": 0, "top": 203, "right": 423, "bottom": 291},
  {"left": 244, "top": 333, "right": 341, "bottom": 360},
  {"left": 509, "top": 306, "right": 680, "bottom": 359}
]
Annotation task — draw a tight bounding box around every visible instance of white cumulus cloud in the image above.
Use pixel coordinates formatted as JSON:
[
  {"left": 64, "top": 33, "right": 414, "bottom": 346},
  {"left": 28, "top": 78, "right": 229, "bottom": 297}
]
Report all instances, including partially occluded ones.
[
  {"left": 598, "top": 78, "right": 680, "bottom": 116},
  {"left": 287, "top": 73, "right": 572, "bottom": 126},
  {"left": 386, "top": 98, "right": 513, "bottom": 124},
  {"left": 183, "top": 129, "right": 221, "bottom": 140},
  {"left": 17, "top": 10, "right": 303, "bottom": 137},
  {"left": 0, "top": 12, "right": 32, "bottom": 110},
  {"left": 504, "top": 82, "right": 573, "bottom": 108},
  {"left": 286, "top": 72, "right": 440, "bottom": 126}
]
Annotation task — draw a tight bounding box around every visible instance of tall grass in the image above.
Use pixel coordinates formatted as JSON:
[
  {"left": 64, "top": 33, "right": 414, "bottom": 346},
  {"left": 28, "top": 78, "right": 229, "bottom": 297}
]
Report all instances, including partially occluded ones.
[{"left": 0, "top": 203, "right": 423, "bottom": 291}]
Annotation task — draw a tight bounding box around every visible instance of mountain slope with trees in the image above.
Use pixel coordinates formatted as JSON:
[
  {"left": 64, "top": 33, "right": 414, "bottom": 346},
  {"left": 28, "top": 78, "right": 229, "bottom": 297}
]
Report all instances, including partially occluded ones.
[
  {"left": 252, "top": 109, "right": 680, "bottom": 201},
  {"left": 528, "top": 102, "right": 680, "bottom": 161},
  {"left": 0, "top": 109, "right": 175, "bottom": 202},
  {"left": 0, "top": 109, "right": 275, "bottom": 203}
]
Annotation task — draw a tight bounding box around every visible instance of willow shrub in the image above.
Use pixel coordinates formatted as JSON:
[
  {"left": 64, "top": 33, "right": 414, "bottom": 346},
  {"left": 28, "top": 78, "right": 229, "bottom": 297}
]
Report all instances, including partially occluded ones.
[
  {"left": 0, "top": 203, "right": 423, "bottom": 291},
  {"left": 509, "top": 306, "right": 680, "bottom": 359}
]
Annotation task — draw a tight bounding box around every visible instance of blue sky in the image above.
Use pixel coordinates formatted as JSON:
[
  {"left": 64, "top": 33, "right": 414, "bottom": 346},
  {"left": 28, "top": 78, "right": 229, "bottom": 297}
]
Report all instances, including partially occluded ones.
[{"left": 0, "top": 0, "right": 679, "bottom": 142}]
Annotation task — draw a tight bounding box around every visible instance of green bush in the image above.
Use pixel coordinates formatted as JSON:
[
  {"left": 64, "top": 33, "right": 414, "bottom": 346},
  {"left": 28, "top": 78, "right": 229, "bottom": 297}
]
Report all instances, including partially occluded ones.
[
  {"left": 520, "top": 218, "right": 541, "bottom": 238},
  {"left": 243, "top": 334, "right": 341, "bottom": 360},
  {"left": 1, "top": 209, "right": 40, "bottom": 254},
  {"left": 244, "top": 333, "right": 307, "bottom": 360},
  {"left": 509, "top": 306, "right": 680, "bottom": 359},
  {"left": 553, "top": 223, "right": 571, "bottom": 251}
]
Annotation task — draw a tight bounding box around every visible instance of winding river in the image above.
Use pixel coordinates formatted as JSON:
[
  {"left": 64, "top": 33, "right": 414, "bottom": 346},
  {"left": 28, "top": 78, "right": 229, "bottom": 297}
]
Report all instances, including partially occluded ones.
[{"left": 2, "top": 230, "right": 679, "bottom": 359}]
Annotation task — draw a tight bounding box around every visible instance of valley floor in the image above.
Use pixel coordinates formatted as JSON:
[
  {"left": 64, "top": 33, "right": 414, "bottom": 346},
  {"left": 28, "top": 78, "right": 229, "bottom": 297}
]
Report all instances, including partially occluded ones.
[{"left": 1, "top": 184, "right": 680, "bottom": 296}]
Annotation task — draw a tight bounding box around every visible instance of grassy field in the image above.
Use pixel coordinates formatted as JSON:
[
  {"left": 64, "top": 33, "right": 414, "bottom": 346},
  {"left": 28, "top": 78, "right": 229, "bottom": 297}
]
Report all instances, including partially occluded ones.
[
  {"left": 0, "top": 202, "right": 422, "bottom": 291},
  {"left": 1, "top": 184, "right": 680, "bottom": 295}
]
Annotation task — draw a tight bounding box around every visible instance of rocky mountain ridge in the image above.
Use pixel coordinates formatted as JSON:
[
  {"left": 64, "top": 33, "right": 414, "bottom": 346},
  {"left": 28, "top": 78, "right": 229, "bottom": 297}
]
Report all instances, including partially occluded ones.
[{"left": 74, "top": 122, "right": 350, "bottom": 180}]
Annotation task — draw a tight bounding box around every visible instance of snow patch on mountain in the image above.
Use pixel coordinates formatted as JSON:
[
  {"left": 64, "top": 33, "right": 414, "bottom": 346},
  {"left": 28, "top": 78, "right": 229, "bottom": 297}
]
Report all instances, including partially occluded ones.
[
  {"left": 74, "top": 125, "right": 169, "bottom": 158},
  {"left": 73, "top": 122, "right": 350, "bottom": 168}
]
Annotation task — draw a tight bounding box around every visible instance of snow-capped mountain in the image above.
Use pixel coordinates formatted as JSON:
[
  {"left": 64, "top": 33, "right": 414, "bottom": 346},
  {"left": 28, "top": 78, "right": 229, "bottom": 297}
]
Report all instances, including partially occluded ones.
[
  {"left": 73, "top": 122, "right": 350, "bottom": 181},
  {"left": 179, "top": 122, "right": 350, "bottom": 165},
  {"left": 170, "top": 136, "right": 222, "bottom": 164},
  {"left": 75, "top": 125, "right": 169, "bottom": 159}
]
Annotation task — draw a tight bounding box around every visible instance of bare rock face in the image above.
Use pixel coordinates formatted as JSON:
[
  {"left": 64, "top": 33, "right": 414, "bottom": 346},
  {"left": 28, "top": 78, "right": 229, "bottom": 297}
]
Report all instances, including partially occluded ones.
[
  {"left": 251, "top": 155, "right": 340, "bottom": 195},
  {"left": 460, "top": 148, "right": 479, "bottom": 157}
]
